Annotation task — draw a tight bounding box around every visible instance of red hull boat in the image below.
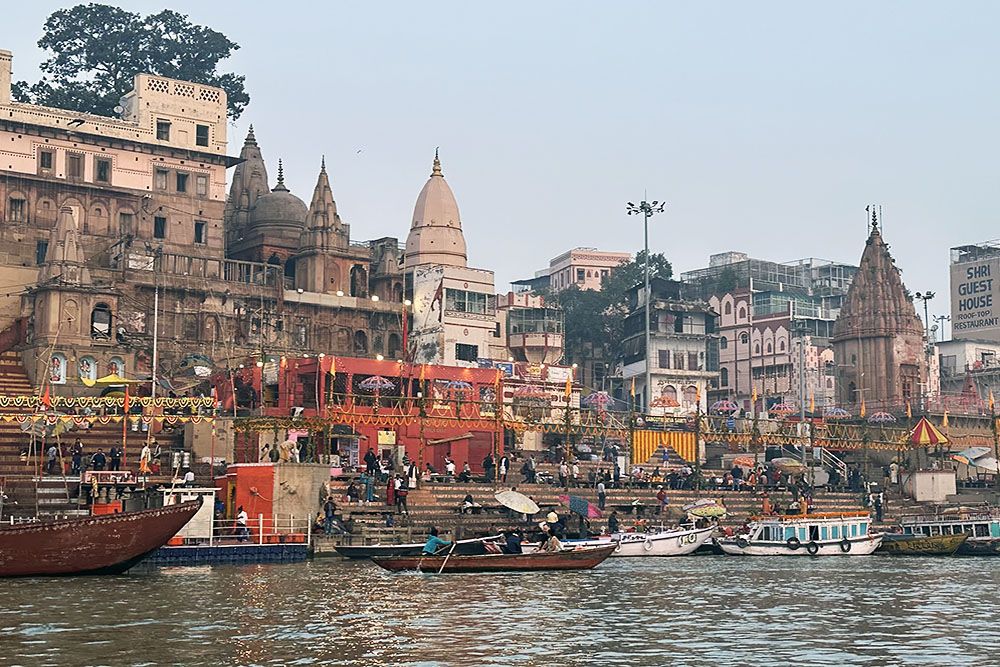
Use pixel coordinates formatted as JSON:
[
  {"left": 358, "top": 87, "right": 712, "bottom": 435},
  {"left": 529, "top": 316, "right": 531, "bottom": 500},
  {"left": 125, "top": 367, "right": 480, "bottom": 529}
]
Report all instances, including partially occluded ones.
[
  {"left": 0, "top": 500, "right": 201, "bottom": 577},
  {"left": 372, "top": 544, "right": 616, "bottom": 573}
]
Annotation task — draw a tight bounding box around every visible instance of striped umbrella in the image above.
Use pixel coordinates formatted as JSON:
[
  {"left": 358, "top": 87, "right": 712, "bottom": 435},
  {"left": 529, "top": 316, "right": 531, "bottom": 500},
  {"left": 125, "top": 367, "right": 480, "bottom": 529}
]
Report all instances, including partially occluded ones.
[
  {"left": 867, "top": 411, "right": 897, "bottom": 424},
  {"left": 908, "top": 417, "right": 949, "bottom": 446},
  {"left": 582, "top": 391, "right": 612, "bottom": 409},
  {"left": 769, "top": 402, "right": 797, "bottom": 416},
  {"left": 823, "top": 407, "right": 852, "bottom": 420},
  {"left": 709, "top": 400, "right": 739, "bottom": 414}
]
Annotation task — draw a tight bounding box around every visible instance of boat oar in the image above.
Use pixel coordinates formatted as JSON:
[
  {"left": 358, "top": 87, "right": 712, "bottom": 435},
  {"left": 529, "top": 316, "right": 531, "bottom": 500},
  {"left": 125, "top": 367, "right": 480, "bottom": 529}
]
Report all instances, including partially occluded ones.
[{"left": 437, "top": 541, "right": 457, "bottom": 574}]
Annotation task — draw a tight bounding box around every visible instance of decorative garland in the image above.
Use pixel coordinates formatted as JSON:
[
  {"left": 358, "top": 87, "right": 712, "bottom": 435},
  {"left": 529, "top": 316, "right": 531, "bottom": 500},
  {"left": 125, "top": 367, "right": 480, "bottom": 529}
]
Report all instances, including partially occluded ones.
[{"left": 0, "top": 395, "right": 214, "bottom": 409}]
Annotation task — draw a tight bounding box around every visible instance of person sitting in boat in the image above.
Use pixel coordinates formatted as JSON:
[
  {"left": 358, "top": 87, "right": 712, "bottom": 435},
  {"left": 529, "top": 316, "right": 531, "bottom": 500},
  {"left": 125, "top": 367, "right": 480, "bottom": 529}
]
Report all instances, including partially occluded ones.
[
  {"left": 538, "top": 522, "right": 563, "bottom": 552},
  {"left": 422, "top": 527, "right": 452, "bottom": 555},
  {"left": 503, "top": 529, "right": 523, "bottom": 554}
]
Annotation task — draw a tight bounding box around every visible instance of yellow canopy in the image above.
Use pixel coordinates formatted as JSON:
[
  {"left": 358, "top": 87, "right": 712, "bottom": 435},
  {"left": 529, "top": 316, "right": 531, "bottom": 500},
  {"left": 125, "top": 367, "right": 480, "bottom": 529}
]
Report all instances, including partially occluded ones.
[{"left": 81, "top": 373, "right": 142, "bottom": 387}]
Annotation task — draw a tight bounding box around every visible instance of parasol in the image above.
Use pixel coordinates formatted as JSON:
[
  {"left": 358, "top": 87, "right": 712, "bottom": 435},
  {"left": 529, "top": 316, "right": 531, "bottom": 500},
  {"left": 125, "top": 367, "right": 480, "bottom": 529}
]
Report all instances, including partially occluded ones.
[
  {"left": 951, "top": 446, "right": 992, "bottom": 466},
  {"left": 494, "top": 490, "right": 540, "bottom": 515},
  {"left": 769, "top": 402, "right": 797, "bottom": 416},
  {"left": 441, "top": 380, "right": 473, "bottom": 390},
  {"left": 969, "top": 456, "right": 1000, "bottom": 472},
  {"left": 683, "top": 498, "right": 727, "bottom": 518},
  {"left": 710, "top": 400, "right": 739, "bottom": 414},
  {"left": 771, "top": 457, "right": 807, "bottom": 472},
  {"left": 732, "top": 455, "right": 755, "bottom": 467},
  {"left": 908, "top": 417, "right": 948, "bottom": 446},
  {"left": 582, "top": 391, "right": 612, "bottom": 409},
  {"left": 651, "top": 395, "right": 681, "bottom": 408},
  {"left": 823, "top": 407, "right": 852, "bottom": 420},
  {"left": 867, "top": 411, "right": 897, "bottom": 424},
  {"left": 358, "top": 375, "right": 395, "bottom": 391}
]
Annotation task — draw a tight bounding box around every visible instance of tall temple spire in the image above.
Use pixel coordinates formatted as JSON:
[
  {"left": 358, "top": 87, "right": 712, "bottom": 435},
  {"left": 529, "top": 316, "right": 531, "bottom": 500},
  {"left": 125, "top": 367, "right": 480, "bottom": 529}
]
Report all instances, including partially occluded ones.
[
  {"left": 38, "top": 207, "right": 90, "bottom": 285},
  {"left": 405, "top": 149, "right": 467, "bottom": 269},
  {"left": 225, "top": 124, "right": 270, "bottom": 230},
  {"left": 306, "top": 157, "right": 343, "bottom": 234}
]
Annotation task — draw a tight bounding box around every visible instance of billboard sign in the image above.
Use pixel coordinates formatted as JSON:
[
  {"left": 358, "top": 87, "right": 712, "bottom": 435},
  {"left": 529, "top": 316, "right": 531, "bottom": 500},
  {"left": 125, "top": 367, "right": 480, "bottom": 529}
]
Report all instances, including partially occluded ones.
[{"left": 951, "top": 257, "right": 1000, "bottom": 341}]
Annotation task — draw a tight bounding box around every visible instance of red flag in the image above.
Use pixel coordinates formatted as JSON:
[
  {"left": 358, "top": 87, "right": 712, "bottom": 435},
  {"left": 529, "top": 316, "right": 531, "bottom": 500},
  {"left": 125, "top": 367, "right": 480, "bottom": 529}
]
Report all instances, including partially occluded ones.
[
  {"left": 40, "top": 385, "right": 51, "bottom": 409},
  {"left": 123, "top": 386, "right": 130, "bottom": 414}
]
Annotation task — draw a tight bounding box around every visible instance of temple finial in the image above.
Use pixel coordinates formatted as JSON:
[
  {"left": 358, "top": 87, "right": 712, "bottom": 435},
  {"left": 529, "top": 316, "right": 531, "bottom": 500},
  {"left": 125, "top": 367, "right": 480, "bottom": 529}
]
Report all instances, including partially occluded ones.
[
  {"left": 273, "top": 158, "right": 288, "bottom": 191},
  {"left": 432, "top": 147, "right": 442, "bottom": 176},
  {"left": 245, "top": 124, "right": 257, "bottom": 146},
  {"left": 321, "top": 155, "right": 326, "bottom": 172},
  {"left": 871, "top": 204, "right": 879, "bottom": 234}
]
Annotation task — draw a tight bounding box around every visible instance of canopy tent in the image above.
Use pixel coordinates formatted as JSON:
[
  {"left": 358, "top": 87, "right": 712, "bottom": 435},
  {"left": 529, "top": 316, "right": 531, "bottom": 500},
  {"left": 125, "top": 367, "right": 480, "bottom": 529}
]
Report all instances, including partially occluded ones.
[
  {"left": 81, "top": 373, "right": 142, "bottom": 387},
  {"left": 908, "top": 417, "right": 949, "bottom": 446}
]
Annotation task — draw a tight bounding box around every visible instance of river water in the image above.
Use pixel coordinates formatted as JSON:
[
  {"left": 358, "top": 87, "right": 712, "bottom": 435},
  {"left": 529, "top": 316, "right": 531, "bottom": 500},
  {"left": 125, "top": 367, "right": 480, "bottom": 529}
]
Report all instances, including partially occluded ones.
[{"left": 1, "top": 556, "right": 997, "bottom": 666}]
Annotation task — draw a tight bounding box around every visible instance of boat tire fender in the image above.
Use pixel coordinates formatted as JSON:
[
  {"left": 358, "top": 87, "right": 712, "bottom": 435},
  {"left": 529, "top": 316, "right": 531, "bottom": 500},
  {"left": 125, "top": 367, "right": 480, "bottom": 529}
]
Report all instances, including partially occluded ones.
[
  {"left": 736, "top": 537, "right": 749, "bottom": 549},
  {"left": 840, "top": 538, "right": 852, "bottom": 553},
  {"left": 806, "top": 541, "right": 819, "bottom": 555},
  {"left": 644, "top": 538, "right": 654, "bottom": 551},
  {"left": 787, "top": 537, "right": 801, "bottom": 551}
]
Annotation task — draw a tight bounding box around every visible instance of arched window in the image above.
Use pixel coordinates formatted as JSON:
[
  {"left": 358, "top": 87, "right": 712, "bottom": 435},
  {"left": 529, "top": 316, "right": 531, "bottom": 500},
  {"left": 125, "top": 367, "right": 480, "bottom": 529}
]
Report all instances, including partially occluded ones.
[
  {"left": 766, "top": 341, "right": 773, "bottom": 354},
  {"left": 49, "top": 353, "right": 67, "bottom": 384},
  {"left": 720, "top": 336, "right": 728, "bottom": 349},
  {"left": 738, "top": 306, "right": 746, "bottom": 320},
  {"left": 754, "top": 343, "right": 761, "bottom": 355},
  {"left": 740, "top": 333, "right": 749, "bottom": 345},
  {"left": 847, "top": 381, "right": 857, "bottom": 404},
  {"left": 353, "top": 330, "right": 368, "bottom": 354},
  {"left": 387, "top": 333, "right": 401, "bottom": 358},
  {"left": 284, "top": 257, "right": 296, "bottom": 282},
  {"left": 108, "top": 356, "right": 125, "bottom": 378},
  {"left": 779, "top": 339, "right": 786, "bottom": 352},
  {"left": 392, "top": 283, "right": 404, "bottom": 303},
  {"left": 78, "top": 356, "right": 97, "bottom": 382},
  {"left": 724, "top": 302, "right": 732, "bottom": 315},
  {"left": 91, "top": 303, "right": 112, "bottom": 339},
  {"left": 662, "top": 385, "right": 678, "bottom": 402},
  {"left": 350, "top": 265, "right": 368, "bottom": 298},
  {"left": 683, "top": 385, "right": 698, "bottom": 405},
  {"left": 720, "top": 367, "right": 729, "bottom": 386}
]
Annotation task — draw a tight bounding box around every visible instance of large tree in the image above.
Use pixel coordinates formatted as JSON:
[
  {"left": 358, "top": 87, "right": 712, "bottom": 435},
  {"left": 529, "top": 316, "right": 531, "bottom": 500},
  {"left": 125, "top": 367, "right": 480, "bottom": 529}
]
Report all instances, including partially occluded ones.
[
  {"left": 555, "top": 251, "right": 673, "bottom": 367},
  {"left": 12, "top": 4, "right": 249, "bottom": 119}
]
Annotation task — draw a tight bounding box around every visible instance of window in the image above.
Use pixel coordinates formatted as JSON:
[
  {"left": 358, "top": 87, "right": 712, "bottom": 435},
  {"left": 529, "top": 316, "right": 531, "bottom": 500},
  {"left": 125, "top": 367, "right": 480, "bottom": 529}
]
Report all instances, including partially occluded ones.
[
  {"left": 194, "top": 220, "right": 206, "bottom": 244},
  {"left": 754, "top": 343, "right": 761, "bottom": 355},
  {"left": 78, "top": 356, "right": 97, "bottom": 382},
  {"left": 49, "top": 354, "right": 67, "bottom": 384},
  {"left": 67, "top": 154, "right": 83, "bottom": 179},
  {"left": 155, "top": 169, "right": 168, "bottom": 190},
  {"left": 724, "top": 302, "right": 732, "bottom": 315},
  {"left": 456, "top": 343, "right": 479, "bottom": 363},
  {"left": 658, "top": 349, "right": 670, "bottom": 368},
  {"left": 720, "top": 367, "right": 729, "bottom": 386},
  {"left": 91, "top": 303, "right": 112, "bottom": 340},
  {"left": 674, "top": 315, "right": 684, "bottom": 333},
  {"left": 156, "top": 120, "right": 171, "bottom": 141},
  {"left": 353, "top": 331, "right": 368, "bottom": 354},
  {"left": 176, "top": 172, "right": 188, "bottom": 193},
  {"left": 445, "top": 289, "right": 489, "bottom": 314},
  {"left": 779, "top": 340, "right": 786, "bottom": 352},
  {"left": 740, "top": 333, "right": 749, "bottom": 344},
  {"left": 576, "top": 269, "right": 585, "bottom": 282},
  {"left": 8, "top": 197, "right": 26, "bottom": 222},
  {"left": 39, "top": 150, "right": 53, "bottom": 170},
  {"left": 766, "top": 341, "right": 773, "bottom": 354},
  {"left": 673, "top": 353, "right": 684, "bottom": 370},
  {"left": 154, "top": 216, "right": 167, "bottom": 239},
  {"left": 196, "top": 124, "right": 209, "bottom": 147},
  {"left": 688, "top": 352, "right": 699, "bottom": 370},
  {"left": 119, "top": 212, "right": 134, "bottom": 235},
  {"left": 738, "top": 306, "right": 746, "bottom": 320},
  {"left": 720, "top": 336, "right": 728, "bottom": 349},
  {"left": 35, "top": 240, "right": 48, "bottom": 265},
  {"left": 95, "top": 158, "right": 111, "bottom": 183},
  {"left": 196, "top": 175, "right": 208, "bottom": 196}
]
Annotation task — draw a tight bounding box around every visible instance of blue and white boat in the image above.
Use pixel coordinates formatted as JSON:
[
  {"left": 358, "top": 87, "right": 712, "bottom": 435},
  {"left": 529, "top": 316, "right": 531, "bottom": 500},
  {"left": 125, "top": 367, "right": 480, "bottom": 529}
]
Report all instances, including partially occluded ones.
[{"left": 716, "top": 512, "right": 882, "bottom": 556}]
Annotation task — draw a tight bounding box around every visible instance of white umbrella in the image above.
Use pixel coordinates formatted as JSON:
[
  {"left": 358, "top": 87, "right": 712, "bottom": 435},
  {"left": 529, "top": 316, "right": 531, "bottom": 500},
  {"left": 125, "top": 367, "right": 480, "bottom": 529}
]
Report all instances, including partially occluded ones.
[{"left": 494, "top": 490, "right": 540, "bottom": 515}]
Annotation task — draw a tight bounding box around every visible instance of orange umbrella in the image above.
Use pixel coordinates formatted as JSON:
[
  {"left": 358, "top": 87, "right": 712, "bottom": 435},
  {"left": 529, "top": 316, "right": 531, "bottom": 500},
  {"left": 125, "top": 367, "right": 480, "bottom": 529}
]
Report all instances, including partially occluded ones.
[{"left": 908, "top": 417, "right": 949, "bottom": 446}]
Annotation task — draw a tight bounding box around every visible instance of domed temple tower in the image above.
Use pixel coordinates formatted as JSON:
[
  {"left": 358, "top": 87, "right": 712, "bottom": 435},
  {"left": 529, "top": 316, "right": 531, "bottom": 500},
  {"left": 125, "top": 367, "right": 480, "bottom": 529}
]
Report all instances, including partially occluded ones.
[{"left": 832, "top": 211, "right": 926, "bottom": 411}]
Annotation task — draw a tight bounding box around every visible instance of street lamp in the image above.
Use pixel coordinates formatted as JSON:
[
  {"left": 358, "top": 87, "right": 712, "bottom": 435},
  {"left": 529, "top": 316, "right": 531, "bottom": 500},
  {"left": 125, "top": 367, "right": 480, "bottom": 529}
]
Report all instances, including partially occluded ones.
[
  {"left": 626, "top": 198, "right": 666, "bottom": 414},
  {"left": 914, "top": 291, "right": 935, "bottom": 339},
  {"left": 933, "top": 314, "right": 950, "bottom": 343}
]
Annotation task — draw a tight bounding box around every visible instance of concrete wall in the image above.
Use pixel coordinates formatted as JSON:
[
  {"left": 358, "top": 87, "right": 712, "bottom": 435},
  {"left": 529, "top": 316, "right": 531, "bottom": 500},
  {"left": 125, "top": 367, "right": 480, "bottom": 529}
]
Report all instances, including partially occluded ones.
[{"left": 273, "top": 463, "right": 329, "bottom": 528}]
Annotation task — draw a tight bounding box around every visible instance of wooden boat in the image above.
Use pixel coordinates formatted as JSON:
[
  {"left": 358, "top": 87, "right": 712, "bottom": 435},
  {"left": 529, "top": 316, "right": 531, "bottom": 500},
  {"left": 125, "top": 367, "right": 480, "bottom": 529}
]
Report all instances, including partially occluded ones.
[
  {"left": 879, "top": 533, "right": 967, "bottom": 556},
  {"left": 0, "top": 500, "right": 201, "bottom": 577},
  {"left": 897, "top": 507, "right": 1000, "bottom": 556},
  {"left": 716, "top": 511, "right": 882, "bottom": 556},
  {"left": 334, "top": 534, "right": 503, "bottom": 559},
  {"left": 372, "top": 543, "right": 616, "bottom": 573}
]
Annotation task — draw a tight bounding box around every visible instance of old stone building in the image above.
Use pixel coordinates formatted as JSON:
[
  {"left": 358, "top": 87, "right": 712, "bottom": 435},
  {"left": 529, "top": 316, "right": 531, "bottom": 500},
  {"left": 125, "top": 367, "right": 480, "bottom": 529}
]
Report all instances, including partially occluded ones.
[
  {"left": 0, "top": 48, "right": 404, "bottom": 391},
  {"left": 832, "top": 213, "right": 926, "bottom": 411}
]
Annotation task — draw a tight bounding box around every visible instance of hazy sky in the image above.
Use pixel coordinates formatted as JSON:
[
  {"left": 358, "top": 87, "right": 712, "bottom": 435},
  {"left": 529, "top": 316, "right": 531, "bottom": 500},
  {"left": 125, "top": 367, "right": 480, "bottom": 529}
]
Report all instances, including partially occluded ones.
[{"left": 6, "top": 2, "right": 998, "bottom": 336}]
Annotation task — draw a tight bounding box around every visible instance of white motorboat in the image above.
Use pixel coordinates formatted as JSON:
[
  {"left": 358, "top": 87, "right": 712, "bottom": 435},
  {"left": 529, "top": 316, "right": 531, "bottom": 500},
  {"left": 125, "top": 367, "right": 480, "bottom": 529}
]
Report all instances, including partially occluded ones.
[
  {"left": 716, "top": 511, "right": 882, "bottom": 556},
  {"left": 524, "top": 525, "right": 714, "bottom": 557}
]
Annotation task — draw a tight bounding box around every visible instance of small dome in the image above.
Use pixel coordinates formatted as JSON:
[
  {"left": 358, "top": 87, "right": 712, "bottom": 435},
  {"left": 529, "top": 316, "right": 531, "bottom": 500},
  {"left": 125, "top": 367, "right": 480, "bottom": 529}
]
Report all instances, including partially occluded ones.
[
  {"left": 250, "top": 190, "right": 307, "bottom": 230},
  {"left": 248, "top": 159, "right": 307, "bottom": 230},
  {"left": 404, "top": 151, "right": 467, "bottom": 269}
]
